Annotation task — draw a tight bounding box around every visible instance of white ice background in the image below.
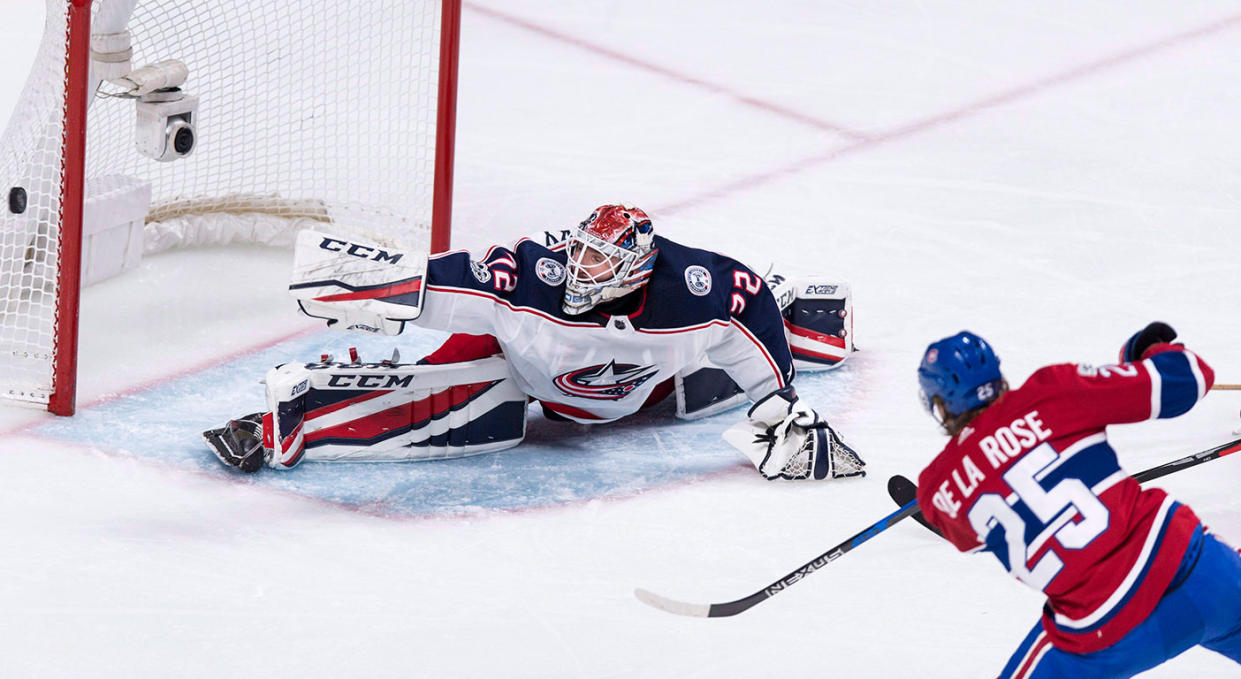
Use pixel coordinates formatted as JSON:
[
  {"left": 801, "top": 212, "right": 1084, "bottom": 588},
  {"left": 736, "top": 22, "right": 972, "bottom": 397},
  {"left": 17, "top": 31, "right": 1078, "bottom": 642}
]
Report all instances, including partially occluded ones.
[{"left": 1, "top": 1, "right": 1240, "bottom": 677}]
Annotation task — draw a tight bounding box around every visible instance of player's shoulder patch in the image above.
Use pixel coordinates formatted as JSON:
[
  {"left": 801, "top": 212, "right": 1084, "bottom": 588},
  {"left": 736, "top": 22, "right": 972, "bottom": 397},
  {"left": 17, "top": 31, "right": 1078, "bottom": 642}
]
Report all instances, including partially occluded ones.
[
  {"left": 684, "top": 265, "right": 712, "bottom": 296},
  {"left": 535, "top": 257, "right": 567, "bottom": 286}
]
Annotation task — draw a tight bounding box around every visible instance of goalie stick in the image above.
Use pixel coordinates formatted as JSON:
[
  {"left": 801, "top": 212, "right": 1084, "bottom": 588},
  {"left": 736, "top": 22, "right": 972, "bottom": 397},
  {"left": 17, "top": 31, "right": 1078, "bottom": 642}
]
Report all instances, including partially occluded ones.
[
  {"left": 634, "top": 499, "right": 919, "bottom": 618},
  {"left": 887, "top": 436, "right": 1241, "bottom": 535}
]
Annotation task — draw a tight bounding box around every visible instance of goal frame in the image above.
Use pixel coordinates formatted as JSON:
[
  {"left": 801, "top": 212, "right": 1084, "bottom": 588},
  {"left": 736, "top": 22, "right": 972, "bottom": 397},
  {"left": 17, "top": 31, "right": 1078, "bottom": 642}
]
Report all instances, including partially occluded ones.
[{"left": 47, "top": 0, "right": 462, "bottom": 415}]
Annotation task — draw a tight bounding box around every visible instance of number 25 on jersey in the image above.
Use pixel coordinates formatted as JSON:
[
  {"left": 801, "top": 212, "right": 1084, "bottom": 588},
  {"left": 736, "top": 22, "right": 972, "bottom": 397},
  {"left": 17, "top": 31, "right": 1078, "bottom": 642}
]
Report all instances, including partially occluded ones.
[{"left": 967, "top": 443, "right": 1110, "bottom": 590}]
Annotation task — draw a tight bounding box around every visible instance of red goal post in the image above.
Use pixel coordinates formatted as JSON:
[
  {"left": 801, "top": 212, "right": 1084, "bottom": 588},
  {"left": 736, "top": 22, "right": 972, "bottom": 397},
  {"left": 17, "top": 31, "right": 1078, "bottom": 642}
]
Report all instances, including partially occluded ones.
[{"left": 0, "top": 0, "right": 461, "bottom": 415}]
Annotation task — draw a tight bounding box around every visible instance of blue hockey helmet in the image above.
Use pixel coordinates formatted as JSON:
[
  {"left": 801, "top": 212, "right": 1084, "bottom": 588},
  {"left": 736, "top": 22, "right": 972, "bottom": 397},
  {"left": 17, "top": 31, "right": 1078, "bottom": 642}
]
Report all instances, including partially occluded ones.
[{"left": 917, "top": 331, "right": 1003, "bottom": 418}]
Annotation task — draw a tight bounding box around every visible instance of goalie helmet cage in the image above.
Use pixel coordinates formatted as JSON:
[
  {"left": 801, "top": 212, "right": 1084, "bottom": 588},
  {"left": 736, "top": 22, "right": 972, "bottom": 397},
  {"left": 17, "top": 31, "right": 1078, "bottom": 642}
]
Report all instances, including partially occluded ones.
[{"left": 0, "top": 0, "right": 462, "bottom": 415}]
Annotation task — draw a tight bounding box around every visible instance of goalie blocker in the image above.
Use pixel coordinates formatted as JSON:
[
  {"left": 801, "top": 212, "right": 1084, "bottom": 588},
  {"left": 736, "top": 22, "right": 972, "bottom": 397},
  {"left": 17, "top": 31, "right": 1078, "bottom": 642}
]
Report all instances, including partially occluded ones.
[{"left": 204, "top": 353, "right": 528, "bottom": 471}]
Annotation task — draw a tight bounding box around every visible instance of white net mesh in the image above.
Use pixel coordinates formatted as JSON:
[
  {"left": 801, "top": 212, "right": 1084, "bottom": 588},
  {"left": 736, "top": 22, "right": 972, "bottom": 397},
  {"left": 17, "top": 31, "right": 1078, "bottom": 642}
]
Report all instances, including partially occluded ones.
[
  {"left": 778, "top": 425, "right": 867, "bottom": 480},
  {"left": 0, "top": 3, "right": 72, "bottom": 406},
  {"left": 0, "top": 0, "right": 449, "bottom": 408},
  {"left": 826, "top": 430, "right": 867, "bottom": 479}
]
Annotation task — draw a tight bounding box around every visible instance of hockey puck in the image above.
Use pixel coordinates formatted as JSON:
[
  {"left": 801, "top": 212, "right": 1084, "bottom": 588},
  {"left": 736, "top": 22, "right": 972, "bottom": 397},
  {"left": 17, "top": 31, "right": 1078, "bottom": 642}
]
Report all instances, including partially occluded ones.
[{"left": 8, "top": 186, "right": 26, "bottom": 214}]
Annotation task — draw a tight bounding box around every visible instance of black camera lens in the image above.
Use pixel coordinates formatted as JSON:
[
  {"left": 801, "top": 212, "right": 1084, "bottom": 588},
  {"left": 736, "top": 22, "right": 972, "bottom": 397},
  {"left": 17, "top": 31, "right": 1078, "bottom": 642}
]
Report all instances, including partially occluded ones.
[{"left": 173, "top": 125, "right": 195, "bottom": 155}]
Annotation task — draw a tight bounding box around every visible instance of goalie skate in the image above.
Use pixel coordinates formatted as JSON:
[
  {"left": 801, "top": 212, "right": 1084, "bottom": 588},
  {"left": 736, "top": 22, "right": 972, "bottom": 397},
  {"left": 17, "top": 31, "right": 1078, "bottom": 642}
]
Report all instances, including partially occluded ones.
[{"left": 202, "top": 412, "right": 269, "bottom": 473}]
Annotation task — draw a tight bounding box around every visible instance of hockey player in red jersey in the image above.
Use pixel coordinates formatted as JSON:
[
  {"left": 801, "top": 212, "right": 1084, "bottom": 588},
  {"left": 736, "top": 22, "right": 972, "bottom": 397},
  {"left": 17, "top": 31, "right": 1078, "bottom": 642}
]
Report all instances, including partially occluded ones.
[
  {"left": 204, "top": 205, "right": 865, "bottom": 482},
  {"left": 915, "top": 324, "right": 1241, "bottom": 678}
]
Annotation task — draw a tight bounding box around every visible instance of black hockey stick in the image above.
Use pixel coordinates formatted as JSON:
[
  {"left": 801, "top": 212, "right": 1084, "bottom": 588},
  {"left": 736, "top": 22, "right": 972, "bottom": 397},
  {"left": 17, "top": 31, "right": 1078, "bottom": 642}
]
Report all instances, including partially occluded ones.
[
  {"left": 886, "top": 475, "right": 942, "bottom": 536},
  {"left": 634, "top": 499, "right": 920, "bottom": 618},
  {"left": 636, "top": 438, "right": 1241, "bottom": 619},
  {"left": 887, "top": 436, "right": 1241, "bottom": 535},
  {"left": 1130, "top": 436, "right": 1241, "bottom": 482}
]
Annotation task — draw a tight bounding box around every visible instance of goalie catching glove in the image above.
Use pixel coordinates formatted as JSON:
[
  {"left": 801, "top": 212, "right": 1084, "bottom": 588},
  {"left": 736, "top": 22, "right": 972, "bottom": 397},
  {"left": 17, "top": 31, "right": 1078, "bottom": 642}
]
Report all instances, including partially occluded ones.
[{"left": 723, "top": 386, "right": 865, "bottom": 480}]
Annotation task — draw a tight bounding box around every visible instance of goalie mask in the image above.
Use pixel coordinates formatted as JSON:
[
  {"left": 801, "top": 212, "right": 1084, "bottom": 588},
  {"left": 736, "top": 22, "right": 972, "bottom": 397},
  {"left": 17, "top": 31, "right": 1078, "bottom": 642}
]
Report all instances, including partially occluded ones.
[{"left": 562, "top": 204, "right": 658, "bottom": 315}]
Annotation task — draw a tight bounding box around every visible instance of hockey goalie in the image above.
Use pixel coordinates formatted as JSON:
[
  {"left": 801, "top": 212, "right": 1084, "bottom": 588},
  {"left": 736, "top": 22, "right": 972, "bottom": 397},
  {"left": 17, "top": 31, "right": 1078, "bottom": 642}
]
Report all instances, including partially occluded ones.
[{"left": 203, "top": 205, "right": 865, "bottom": 481}]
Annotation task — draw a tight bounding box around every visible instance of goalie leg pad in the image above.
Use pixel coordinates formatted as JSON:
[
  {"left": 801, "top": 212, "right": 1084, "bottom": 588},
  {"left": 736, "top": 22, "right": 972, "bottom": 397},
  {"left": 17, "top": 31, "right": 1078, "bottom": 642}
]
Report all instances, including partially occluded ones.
[
  {"left": 262, "top": 354, "right": 528, "bottom": 469},
  {"left": 768, "top": 274, "right": 853, "bottom": 370}
]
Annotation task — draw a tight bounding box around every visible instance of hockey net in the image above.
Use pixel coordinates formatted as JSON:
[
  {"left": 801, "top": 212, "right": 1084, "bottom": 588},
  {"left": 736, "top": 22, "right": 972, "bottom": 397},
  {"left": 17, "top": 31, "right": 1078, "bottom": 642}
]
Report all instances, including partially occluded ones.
[{"left": 0, "top": 0, "right": 460, "bottom": 414}]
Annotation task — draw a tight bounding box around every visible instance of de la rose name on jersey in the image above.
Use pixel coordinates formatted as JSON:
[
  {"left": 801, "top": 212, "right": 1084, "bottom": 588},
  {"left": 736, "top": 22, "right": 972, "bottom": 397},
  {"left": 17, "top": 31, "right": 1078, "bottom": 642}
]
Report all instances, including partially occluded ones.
[{"left": 929, "top": 409, "right": 1054, "bottom": 519}]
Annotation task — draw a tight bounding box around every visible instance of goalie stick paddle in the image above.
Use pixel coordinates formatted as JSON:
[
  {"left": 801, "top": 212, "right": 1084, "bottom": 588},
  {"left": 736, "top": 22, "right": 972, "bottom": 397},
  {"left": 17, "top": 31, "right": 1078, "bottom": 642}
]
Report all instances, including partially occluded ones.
[
  {"left": 634, "top": 499, "right": 920, "bottom": 618},
  {"left": 887, "top": 436, "right": 1241, "bottom": 536}
]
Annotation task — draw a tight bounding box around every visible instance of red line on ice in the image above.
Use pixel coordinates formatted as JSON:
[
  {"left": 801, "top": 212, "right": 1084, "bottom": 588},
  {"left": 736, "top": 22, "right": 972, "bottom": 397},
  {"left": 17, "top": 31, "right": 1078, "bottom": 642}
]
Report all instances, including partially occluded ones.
[
  {"left": 0, "top": 323, "right": 324, "bottom": 438},
  {"left": 655, "top": 12, "right": 1241, "bottom": 214},
  {"left": 465, "top": 2, "right": 869, "bottom": 141}
]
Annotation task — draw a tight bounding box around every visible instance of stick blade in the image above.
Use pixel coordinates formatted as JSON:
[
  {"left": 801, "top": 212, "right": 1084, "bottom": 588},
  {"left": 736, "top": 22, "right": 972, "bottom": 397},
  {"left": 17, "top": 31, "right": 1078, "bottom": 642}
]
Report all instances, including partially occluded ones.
[
  {"left": 633, "top": 587, "right": 711, "bottom": 618},
  {"left": 886, "top": 474, "right": 918, "bottom": 504},
  {"left": 887, "top": 474, "right": 942, "bottom": 536}
]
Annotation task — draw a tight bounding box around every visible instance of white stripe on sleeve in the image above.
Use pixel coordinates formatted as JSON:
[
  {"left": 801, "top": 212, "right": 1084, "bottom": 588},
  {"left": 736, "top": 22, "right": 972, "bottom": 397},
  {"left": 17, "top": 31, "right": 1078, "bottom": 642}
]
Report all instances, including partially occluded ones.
[
  {"left": 1183, "top": 349, "right": 1206, "bottom": 402},
  {"left": 1142, "top": 359, "right": 1161, "bottom": 420}
]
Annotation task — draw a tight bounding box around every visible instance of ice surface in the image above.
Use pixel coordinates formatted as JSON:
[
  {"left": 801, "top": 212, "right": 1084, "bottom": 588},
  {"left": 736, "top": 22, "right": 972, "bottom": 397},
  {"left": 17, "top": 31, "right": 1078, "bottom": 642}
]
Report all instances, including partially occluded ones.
[{"left": 1, "top": 2, "right": 1240, "bottom": 677}]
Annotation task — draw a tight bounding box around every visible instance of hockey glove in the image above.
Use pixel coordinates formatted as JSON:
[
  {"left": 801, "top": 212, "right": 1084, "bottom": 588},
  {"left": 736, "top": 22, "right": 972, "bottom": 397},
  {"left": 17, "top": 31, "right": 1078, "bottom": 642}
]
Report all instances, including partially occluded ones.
[
  {"left": 290, "top": 229, "right": 427, "bottom": 335},
  {"left": 1120, "top": 321, "right": 1178, "bottom": 363},
  {"left": 723, "top": 386, "right": 865, "bottom": 480},
  {"left": 297, "top": 301, "right": 409, "bottom": 335}
]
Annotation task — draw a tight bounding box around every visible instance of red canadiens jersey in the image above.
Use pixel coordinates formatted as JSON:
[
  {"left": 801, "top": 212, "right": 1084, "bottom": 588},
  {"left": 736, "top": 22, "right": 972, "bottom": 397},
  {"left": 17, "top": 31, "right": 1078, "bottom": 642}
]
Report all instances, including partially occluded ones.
[{"left": 916, "top": 345, "right": 1214, "bottom": 653}]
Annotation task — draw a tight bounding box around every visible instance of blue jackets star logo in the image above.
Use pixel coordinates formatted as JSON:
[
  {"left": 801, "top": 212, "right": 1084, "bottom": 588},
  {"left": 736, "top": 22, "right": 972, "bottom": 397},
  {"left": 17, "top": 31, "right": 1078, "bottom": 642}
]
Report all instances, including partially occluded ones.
[{"left": 553, "top": 360, "right": 660, "bottom": 400}]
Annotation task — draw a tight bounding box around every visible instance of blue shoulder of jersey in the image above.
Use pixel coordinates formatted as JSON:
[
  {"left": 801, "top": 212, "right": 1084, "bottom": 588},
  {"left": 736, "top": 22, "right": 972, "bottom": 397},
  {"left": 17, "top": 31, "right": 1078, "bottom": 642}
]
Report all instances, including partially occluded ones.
[
  {"left": 507, "top": 238, "right": 576, "bottom": 316},
  {"left": 427, "top": 233, "right": 780, "bottom": 333},
  {"left": 633, "top": 236, "right": 744, "bottom": 329},
  {"left": 500, "top": 234, "right": 743, "bottom": 329},
  {"left": 424, "top": 237, "right": 567, "bottom": 317}
]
